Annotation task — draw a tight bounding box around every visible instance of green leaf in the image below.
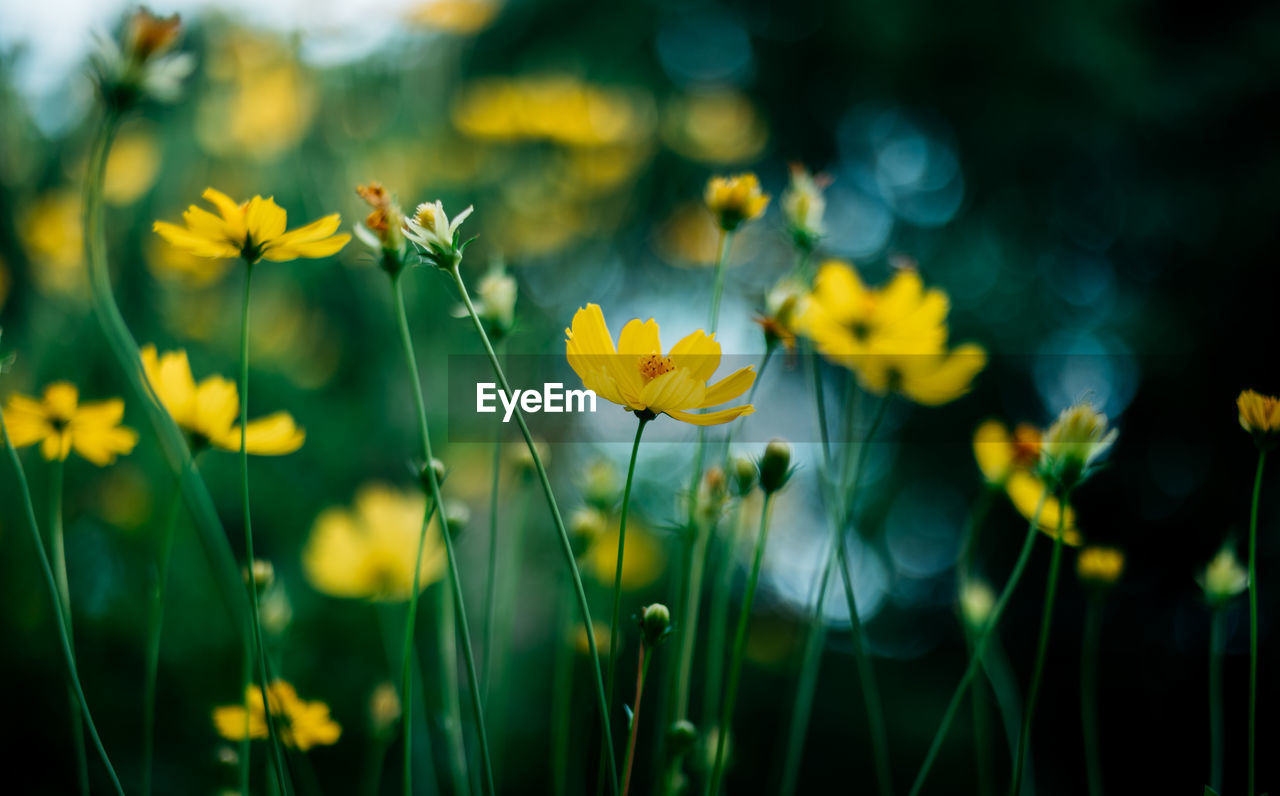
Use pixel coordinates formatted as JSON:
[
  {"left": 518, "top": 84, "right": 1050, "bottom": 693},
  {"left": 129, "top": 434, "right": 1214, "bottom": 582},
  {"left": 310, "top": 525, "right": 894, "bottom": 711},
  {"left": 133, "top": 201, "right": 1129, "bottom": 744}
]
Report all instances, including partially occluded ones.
[{"left": 1204, "top": 787, "right": 1220, "bottom": 796}]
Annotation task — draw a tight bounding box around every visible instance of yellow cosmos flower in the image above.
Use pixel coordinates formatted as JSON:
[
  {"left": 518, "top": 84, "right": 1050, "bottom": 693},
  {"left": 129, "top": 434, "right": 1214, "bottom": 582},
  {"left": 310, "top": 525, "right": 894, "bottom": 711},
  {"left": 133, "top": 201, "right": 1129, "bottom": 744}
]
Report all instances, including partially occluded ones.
[
  {"left": 704, "top": 173, "right": 770, "bottom": 231},
  {"left": 302, "top": 484, "right": 447, "bottom": 602},
  {"left": 153, "top": 188, "right": 349, "bottom": 264},
  {"left": 972, "top": 420, "right": 1081, "bottom": 545},
  {"left": 212, "top": 680, "right": 341, "bottom": 751},
  {"left": 2, "top": 382, "right": 138, "bottom": 465},
  {"left": 798, "top": 260, "right": 986, "bottom": 406},
  {"left": 565, "top": 304, "right": 755, "bottom": 426},
  {"left": 1238, "top": 389, "right": 1280, "bottom": 450},
  {"left": 140, "top": 345, "right": 304, "bottom": 455},
  {"left": 1076, "top": 545, "right": 1125, "bottom": 585}
]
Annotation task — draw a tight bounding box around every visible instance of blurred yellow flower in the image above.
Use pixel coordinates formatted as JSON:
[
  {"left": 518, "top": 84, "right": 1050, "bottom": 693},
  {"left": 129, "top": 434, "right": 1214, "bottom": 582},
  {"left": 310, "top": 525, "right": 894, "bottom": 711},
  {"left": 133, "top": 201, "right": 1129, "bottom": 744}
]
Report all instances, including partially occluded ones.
[
  {"left": 1076, "top": 545, "right": 1125, "bottom": 585},
  {"left": 798, "top": 260, "right": 986, "bottom": 406},
  {"left": 1238, "top": 389, "right": 1280, "bottom": 450},
  {"left": 102, "top": 127, "right": 161, "bottom": 205},
  {"left": 302, "top": 484, "right": 447, "bottom": 602},
  {"left": 662, "top": 88, "right": 768, "bottom": 165},
  {"left": 1041, "top": 402, "right": 1117, "bottom": 490},
  {"left": 573, "top": 621, "right": 614, "bottom": 656},
  {"left": 140, "top": 345, "right": 305, "bottom": 455},
  {"left": 368, "top": 682, "right": 401, "bottom": 736},
  {"left": 154, "top": 188, "right": 349, "bottom": 264},
  {"left": 704, "top": 173, "right": 770, "bottom": 232},
  {"left": 584, "top": 523, "right": 667, "bottom": 590},
  {"left": 565, "top": 304, "right": 755, "bottom": 426},
  {"left": 19, "top": 191, "right": 85, "bottom": 297},
  {"left": 407, "top": 0, "right": 500, "bottom": 33},
  {"left": 959, "top": 578, "right": 995, "bottom": 630},
  {"left": 145, "top": 237, "right": 235, "bottom": 288},
  {"left": 972, "top": 420, "right": 1081, "bottom": 545},
  {"left": 453, "top": 76, "right": 654, "bottom": 148},
  {"left": 198, "top": 37, "right": 317, "bottom": 161},
  {"left": 2, "top": 382, "right": 138, "bottom": 465},
  {"left": 212, "top": 680, "right": 340, "bottom": 751}
]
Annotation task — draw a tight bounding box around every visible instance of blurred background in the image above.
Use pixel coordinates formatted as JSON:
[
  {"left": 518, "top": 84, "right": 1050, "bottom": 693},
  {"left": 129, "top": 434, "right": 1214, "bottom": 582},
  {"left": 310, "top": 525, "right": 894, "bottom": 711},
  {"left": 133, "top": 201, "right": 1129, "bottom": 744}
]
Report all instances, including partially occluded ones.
[{"left": 2, "top": 0, "right": 1279, "bottom": 793}]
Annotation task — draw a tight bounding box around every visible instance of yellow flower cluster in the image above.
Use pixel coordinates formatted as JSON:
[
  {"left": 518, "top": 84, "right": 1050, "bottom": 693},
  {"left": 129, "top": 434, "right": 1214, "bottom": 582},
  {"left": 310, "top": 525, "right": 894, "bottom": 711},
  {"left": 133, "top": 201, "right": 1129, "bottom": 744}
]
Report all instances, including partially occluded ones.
[
  {"left": 212, "top": 680, "right": 341, "bottom": 751},
  {"left": 453, "top": 75, "right": 653, "bottom": 148},
  {"left": 2, "top": 382, "right": 138, "bottom": 465},
  {"left": 973, "top": 420, "right": 1080, "bottom": 545}
]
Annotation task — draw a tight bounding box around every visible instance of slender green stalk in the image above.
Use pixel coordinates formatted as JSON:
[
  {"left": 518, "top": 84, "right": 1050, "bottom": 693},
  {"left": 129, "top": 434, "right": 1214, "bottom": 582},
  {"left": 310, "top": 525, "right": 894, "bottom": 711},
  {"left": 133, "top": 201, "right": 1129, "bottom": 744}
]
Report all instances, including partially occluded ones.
[
  {"left": 1081, "top": 594, "right": 1104, "bottom": 796},
  {"left": 449, "top": 263, "right": 619, "bottom": 794},
  {"left": 778, "top": 546, "right": 838, "bottom": 796},
  {"left": 1209, "top": 606, "right": 1226, "bottom": 792},
  {"left": 2, "top": 413, "right": 125, "bottom": 796},
  {"left": 437, "top": 568, "right": 469, "bottom": 795},
  {"left": 908, "top": 492, "right": 1049, "bottom": 796},
  {"left": 391, "top": 272, "right": 495, "bottom": 796},
  {"left": 967, "top": 625, "right": 994, "bottom": 796},
  {"left": 552, "top": 577, "right": 576, "bottom": 796},
  {"left": 958, "top": 487, "right": 999, "bottom": 796},
  {"left": 606, "top": 417, "right": 651, "bottom": 716},
  {"left": 701, "top": 499, "right": 745, "bottom": 730},
  {"left": 670, "top": 516, "right": 708, "bottom": 739},
  {"left": 707, "top": 230, "right": 734, "bottom": 335},
  {"left": 1249, "top": 449, "right": 1267, "bottom": 796},
  {"left": 621, "top": 644, "right": 656, "bottom": 796},
  {"left": 1009, "top": 493, "right": 1069, "bottom": 796},
  {"left": 240, "top": 641, "right": 252, "bottom": 794},
  {"left": 707, "top": 493, "right": 775, "bottom": 796},
  {"left": 237, "top": 264, "right": 292, "bottom": 794},
  {"left": 142, "top": 483, "right": 183, "bottom": 796},
  {"left": 483, "top": 348, "right": 504, "bottom": 702},
  {"left": 48, "top": 458, "right": 90, "bottom": 796}
]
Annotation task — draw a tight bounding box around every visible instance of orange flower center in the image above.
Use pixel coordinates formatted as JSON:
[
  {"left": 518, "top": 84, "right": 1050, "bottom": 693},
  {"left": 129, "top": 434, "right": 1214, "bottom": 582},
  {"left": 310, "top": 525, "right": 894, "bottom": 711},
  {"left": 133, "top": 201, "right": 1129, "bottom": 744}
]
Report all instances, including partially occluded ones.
[
  {"left": 639, "top": 353, "right": 675, "bottom": 381},
  {"left": 1012, "top": 424, "right": 1042, "bottom": 468}
]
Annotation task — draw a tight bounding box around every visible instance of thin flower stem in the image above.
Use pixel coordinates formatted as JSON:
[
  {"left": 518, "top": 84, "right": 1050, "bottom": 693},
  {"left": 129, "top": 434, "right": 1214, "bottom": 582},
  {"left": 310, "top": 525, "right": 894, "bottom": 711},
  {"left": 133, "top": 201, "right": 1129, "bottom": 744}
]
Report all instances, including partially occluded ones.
[
  {"left": 778, "top": 546, "right": 838, "bottom": 796},
  {"left": 701, "top": 499, "right": 745, "bottom": 735},
  {"left": 391, "top": 273, "right": 495, "bottom": 796},
  {"left": 437, "top": 566, "right": 469, "bottom": 795},
  {"left": 1249, "top": 448, "right": 1267, "bottom": 796},
  {"left": 1209, "top": 605, "right": 1226, "bottom": 792},
  {"left": 1009, "top": 493, "right": 1069, "bottom": 796},
  {"left": 966, "top": 626, "right": 994, "bottom": 796},
  {"left": 551, "top": 577, "right": 576, "bottom": 796},
  {"left": 449, "top": 263, "right": 619, "bottom": 794},
  {"left": 483, "top": 343, "right": 505, "bottom": 703},
  {"left": 707, "top": 492, "right": 775, "bottom": 796},
  {"left": 49, "top": 458, "right": 90, "bottom": 796},
  {"left": 621, "top": 645, "right": 655, "bottom": 796},
  {"left": 707, "top": 230, "right": 734, "bottom": 335},
  {"left": 238, "top": 265, "right": 293, "bottom": 794},
  {"left": 1081, "top": 593, "right": 1104, "bottom": 796},
  {"left": 1, "top": 414, "right": 126, "bottom": 796},
  {"left": 908, "top": 492, "right": 1049, "bottom": 796},
  {"left": 142, "top": 482, "right": 183, "bottom": 796}
]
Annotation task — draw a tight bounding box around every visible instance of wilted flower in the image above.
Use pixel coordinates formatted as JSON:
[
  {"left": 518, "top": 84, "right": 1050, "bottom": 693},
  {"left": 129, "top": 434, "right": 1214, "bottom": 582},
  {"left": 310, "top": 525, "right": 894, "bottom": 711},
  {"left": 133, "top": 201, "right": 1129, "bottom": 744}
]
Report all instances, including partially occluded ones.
[
  {"left": 354, "top": 182, "right": 406, "bottom": 261},
  {"left": 704, "top": 173, "right": 770, "bottom": 232},
  {"left": 959, "top": 579, "right": 996, "bottom": 630},
  {"left": 781, "top": 164, "right": 830, "bottom": 250},
  {"left": 1076, "top": 546, "right": 1125, "bottom": 586},
  {"left": 565, "top": 304, "right": 755, "bottom": 426},
  {"left": 2, "top": 382, "right": 138, "bottom": 465},
  {"left": 404, "top": 199, "right": 475, "bottom": 269},
  {"left": 1040, "top": 402, "right": 1118, "bottom": 492},
  {"left": 141, "top": 345, "right": 305, "bottom": 455},
  {"left": 212, "top": 680, "right": 341, "bottom": 751},
  {"left": 1238, "top": 390, "right": 1280, "bottom": 451},
  {"left": 972, "top": 420, "right": 1081, "bottom": 545},
  {"left": 154, "top": 188, "right": 349, "bottom": 265},
  {"left": 1199, "top": 546, "right": 1249, "bottom": 606}
]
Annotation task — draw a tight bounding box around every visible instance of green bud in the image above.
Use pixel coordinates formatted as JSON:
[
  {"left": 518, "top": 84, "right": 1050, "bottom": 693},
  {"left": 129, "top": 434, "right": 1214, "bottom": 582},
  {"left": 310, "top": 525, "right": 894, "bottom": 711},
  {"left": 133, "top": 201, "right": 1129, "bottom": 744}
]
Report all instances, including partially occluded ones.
[
  {"left": 445, "top": 501, "right": 470, "bottom": 538},
  {"left": 637, "top": 602, "right": 672, "bottom": 647},
  {"left": 730, "top": 455, "right": 757, "bottom": 496},
  {"left": 418, "top": 457, "right": 448, "bottom": 490},
  {"left": 757, "top": 439, "right": 793, "bottom": 494},
  {"left": 568, "top": 506, "right": 607, "bottom": 557},
  {"left": 666, "top": 719, "right": 698, "bottom": 756}
]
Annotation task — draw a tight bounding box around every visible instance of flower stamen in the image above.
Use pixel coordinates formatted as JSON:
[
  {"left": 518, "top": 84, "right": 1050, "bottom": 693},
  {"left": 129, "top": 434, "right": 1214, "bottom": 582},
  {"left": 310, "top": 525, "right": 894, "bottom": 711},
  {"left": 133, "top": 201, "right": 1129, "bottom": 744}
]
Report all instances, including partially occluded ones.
[{"left": 639, "top": 353, "right": 675, "bottom": 381}]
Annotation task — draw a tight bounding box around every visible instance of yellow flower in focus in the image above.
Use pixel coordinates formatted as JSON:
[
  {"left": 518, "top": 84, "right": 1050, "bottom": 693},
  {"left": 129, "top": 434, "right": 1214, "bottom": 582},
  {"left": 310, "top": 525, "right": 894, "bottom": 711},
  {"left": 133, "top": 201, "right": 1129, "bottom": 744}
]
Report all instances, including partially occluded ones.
[
  {"left": 972, "top": 420, "right": 1081, "bottom": 545},
  {"left": 20, "top": 191, "right": 85, "bottom": 297},
  {"left": 798, "top": 261, "right": 986, "bottom": 406},
  {"left": 102, "top": 127, "right": 161, "bottom": 205},
  {"left": 302, "top": 484, "right": 447, "bottom": 602},
  {"left": 153, "top": 188, "right": 349, "bottom": 264},
  {"left": 2, "top": 382, "right": 138, "bottom": 465},
  {"left": 407, "top": 0, "right": 500, "bottom": 33},
  {"left": 212, "top": 680, "right": 341, "bottom": 751},
  {"left": 704, "top": 173, "right": 770, "bottom": 232},
  {"left": 1076, "top": 545, "right": 1125, "bottom": 585},
  {"left": 1238, "top": 389, "right": 1280, "bottom": 450},
  {"left": 565, "top": 304, "right": 755, "bottom": 426},
  {"left": 584, "top": 523, "right": 666, "bottom": 590},
  {"left": 140, "top": 345, "right": 304, "bottom": 455}
]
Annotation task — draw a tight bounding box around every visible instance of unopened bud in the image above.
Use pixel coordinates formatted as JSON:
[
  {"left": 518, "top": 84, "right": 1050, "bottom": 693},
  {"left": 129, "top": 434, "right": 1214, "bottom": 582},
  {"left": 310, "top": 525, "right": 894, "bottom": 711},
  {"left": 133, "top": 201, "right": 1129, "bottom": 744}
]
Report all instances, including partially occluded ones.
[
  {"left": 445, "top": 501, "right": 470, "bottom": 538},
  {"left": 666, "top": 719, "right": 698, "bottom": 756},
  {"left": 569, "top": 507, "right": 607, "bottom": 557},
  {"left": 757, "top": 439, "right": 793, "bottom": 494},
  {"left": 637, "top": 603, "right": 672, "bottom": 647},
  {"left": 418, "top": 458, "right": 448, "bottom": 490},
  {"left": 730, "top": 456, "right": 757, "bottom": 496},
  {"left": 242, "top": 559, "right": 274, "bottom": 592},
  {"left": 583, "top": 458, "right": 619, "bottom": 509}
]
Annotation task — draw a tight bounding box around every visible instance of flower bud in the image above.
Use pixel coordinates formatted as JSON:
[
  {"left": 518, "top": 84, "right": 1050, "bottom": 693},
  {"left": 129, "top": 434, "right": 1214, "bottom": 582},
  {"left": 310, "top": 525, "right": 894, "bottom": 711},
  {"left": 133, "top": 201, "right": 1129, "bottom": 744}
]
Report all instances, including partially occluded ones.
[
  {"left": 1076, "top": 546, "right": 1125, "bottom": 587},
  {"left": 354, "top": 182, "right": 407, "bottom": 268},
  {"left": 242, "top": 559, "right": 275, "bottom": 592},
  {"left": 508, "top": 439, "right": 549, "bottom": 477},
  {"left": 369, "top": 682, "right": 402, "bottom": 737},
  {"left": 705, "top": 173, "right": 770, "bottom": 232},
  {"left": 959, "top": 579, "right": 995, "bottom": 631},
  {"left": 582, "top": 458, "right": 619, "bottom": 509},
  {"left": 780, "top": 164, "right": 830, "bottom": 251},
  {"left": 92, "top": 8, "right": 194, "bottom": 107},
  {"left": 730, "top": 456, "right": 758, "bottom": 496},
  {"left": 1039, "top": 402, "right": 1117, "bottom": 493},
  {"left": 418, "top": 457, "right": 448, "bottom": 490},
  {"left": 445, "top": 501, "right": 471, "bottom": 538},
  {"left": 666, "top": 719, "right": 698, "bottom": 756},
  {"left": 637, "top": 603, "right": 672, "bottom": 647},
  {"left": 476, "top": 267, "right": 517, "bottom": 337},
  {"left": 696, "top": 466, "right": 728, "bottom": 522},
  {"left": 1238, "top": 389, "right": 1280, "bottom": 451},
  {"left": 757, "top": 439, "right": 793, "bottom": 494},
  {"left": 259, "top": 586, "right": 293, "bottom": 636},
  {"left": 1199, "top": 545, "right": 1249, "bottom": 606},
  {"left": 569, "top": 506, "right": 607, "bottom": 557}
]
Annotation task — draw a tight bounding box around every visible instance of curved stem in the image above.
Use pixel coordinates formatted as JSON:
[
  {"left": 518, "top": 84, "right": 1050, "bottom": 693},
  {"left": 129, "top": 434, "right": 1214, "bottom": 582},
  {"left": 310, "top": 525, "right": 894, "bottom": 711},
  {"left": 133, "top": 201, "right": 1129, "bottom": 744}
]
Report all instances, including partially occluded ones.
[
  {"left": 392, "top": 273, "right": 495, "bottom": 795},
  {"left": 49, "top": 458, "right": 90, "bottom": 796},
  {"left": 1009, "top": 492, "right": 1068, "bottom": 796},
  {"left": 449, "top": 263, "right": 619, "bottom": 794},
  {"left": 1249, "top": 449, "right": 1267, "bottom": 796},
  {"left": 1209, "top": 606, "right": 1225, "bottom": 793},
  {"left": 707, "top": 492, "right": 775, "bottom": 796},
  {"left": 908, "top": 492, "right": 1049, "bottom": 796},
  {"left": 2, "top": 414, "right": 125, "bottom": 796},
  {"left": 621, "top": 645, "right": 655, "bottom": 796},
  {"left": 483, "top": 346, "right": 504, "bottom": 703},
  {"left": 142, "top": 482, "right": 183, "bottom": 796},
  {"left": 1081, "top": 594, "right": 1104, "bottom": 796}
]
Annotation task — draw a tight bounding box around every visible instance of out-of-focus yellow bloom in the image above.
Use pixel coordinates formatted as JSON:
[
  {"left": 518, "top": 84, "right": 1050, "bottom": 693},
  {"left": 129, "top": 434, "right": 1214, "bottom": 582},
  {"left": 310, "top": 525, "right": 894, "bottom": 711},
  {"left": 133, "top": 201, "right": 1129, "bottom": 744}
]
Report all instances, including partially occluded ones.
[
  {"left": 20, "top": 191, "right": 85, "bottom": 297},
  {"left": 562, "top": 145, "right": 653, "bottom": 195},
  {"left": 94, "top": 464, "right": 153, "bottom": 530},
  {"left": 781, "top": 164, "right": 830, "bottom": 248},
  {"left": 585, "top": 522, "right": 666, "bottom": 590},
  {"left": 368, "top": 682, "right": 401, "bottom": 736},
  {"left": 1199, "top": 546, "right": 1249, "bottom": 605},
  {"left": 197, "top": 36, "right": 316, "bottom": 161},
  {"left": 302, "top": 484, "right": 447, "bottom": 602},
  {"left": 1076, "top": 546, "right": 1125, "bottom": 585},
  {"left": 102, "top": 127, "right": 161, "bottom": 205},
  {"left": 573, "top": 621, "right": 613, "bottom": 656},
  {"left": 2, "top": 382, "right": 138, "bottom": 465},
  {"left": 453, "top": 76, "right": 654, "bottom": 148},
  {"left": 565, "top": 304, "right": 755, "bottom": 426},
  {"left": 972, "top": 420, "right": 1081, "bottom": 545},
  {"left": 154, "top": 188, "right": 349, "bottom": 264},
  {"left": 704, "top": 173, "right": 770, "bottom": 232},
  {"left": 662, "top": 89, "right": 768, "bottom": 164},
  {"left": 1041, "top": 402, "right": 1118, "bottom": 491},
  {"left": 212, "top": 680, "right": 341, "bottom": 751},
  {"left": 798, "top": 261, "right": 986, "bottom": 406},
  {"left": 655, "top": 202, "right": 723, "bottom": 266},
  {"left": 407, "top": 0, "right": 500, "bottom": 33},
  {"left": 140, "top": 345, "right": 305, "bottom": 455},
  {"left": 145, "top": 237, "right": 236, "bottom": 288},
  {"left": 1238, "top": 389, "right": 1280, "bottom": 450},
  {"left": 959, "top": 579, "right": 995, "bottom": 630}
]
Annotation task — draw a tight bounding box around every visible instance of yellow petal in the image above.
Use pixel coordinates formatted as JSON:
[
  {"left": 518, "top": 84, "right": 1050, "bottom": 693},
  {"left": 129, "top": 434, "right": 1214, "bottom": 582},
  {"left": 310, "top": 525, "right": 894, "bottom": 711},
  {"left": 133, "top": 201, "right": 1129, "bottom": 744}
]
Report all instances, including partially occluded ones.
[
  {"left": 244, "top": 196, "right": 288, "bottom": 246},
  {"left": 665, "top": 404, "right": 755, "bottom": 426},
  {"left": 202, "top": 187, "right": 247, "bottom": 235},
  {"left": 640, "top": 368, "right": 704, "bottom": 413},
  {"left": 699, "top": 366, "right": 755, "bottom": 408},
  {"left": 617, "top": 318, "right": 662, "bottom": 357},
  {"left": 223, "top": 411, "right": 305, "bottom": 455},
  {"left": 141, "top": 345, "right": 198, "bottom": 427},
  {"left": 897, "top": 344, "right": 987, "bottom": 406},
  {"left": 262, "top": 233, "right": 350, "bottom": 262},
  {"left": 192, "top": 376, "right": 240, "bottom": 441},
  {"left": 153, "top": 220, "right": 240, "bottom": 259},
  {"left": 811, "top": 260, "right": 868, "bottom": 325},
  {"left": 2, "top": 394, "right": 52, "bottom": 448},
  {"left": 1006, "top": 471, "right": 1081, "bottom": 546},
  {"left": 669, "top": 329, "right": 721, "bottom": 383},
  {"left": 43, "top": 382, "right": 79, "bottom": 417},
  {"left": 972, "top": 420, "right": 1014, "bottom": 484}
]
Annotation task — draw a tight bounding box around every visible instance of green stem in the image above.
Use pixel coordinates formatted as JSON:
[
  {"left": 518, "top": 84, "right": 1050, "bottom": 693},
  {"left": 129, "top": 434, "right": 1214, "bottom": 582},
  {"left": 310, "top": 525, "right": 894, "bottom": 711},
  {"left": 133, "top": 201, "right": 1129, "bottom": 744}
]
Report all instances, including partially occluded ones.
[
  {"left": 606, "top": 418, "right": 650, "bottom": 720},
  {"left": 238, "top": 264, "right": 292, "bottom": 794},
  {"left": 483, "top": 347, "right": 504, "bottom": 703},
  {"left": 49, "top": 458, "right": 90, "bottom": 796},
  {"left": 449, "top": 263, "right": 619, "bottom": 794},
  {"left": 778, "top": 546, "right": 837, "bottom": 796},
  {"left": 707, "top": 492, "right": 775, "bottom": 796},
  {"left": 1081, "top": 594, "right": 1104, "bottom": 796},
  {"left": 142, "top": 482, "right": 183, "bottom": 796},
  {"left": 1249, "top": 449, "right": 1267, "bottom": 796},
  {"left": 966, "top": 626, "right": 994, "bottom": 796},
  {"left": 391, "top": 272, "right": 495, "bottom": 796},
  {"left": 707, "top": 230, "right": 734, "bottom": 335},
  {"left": 1, "top": 413, "right": 125, "bottom": 796},
  {"left": 701, "top": 499, "right": 745, "bottom": 734},
  {"left": 437, "top": 568, "right": 469, "bottom": 795},
  {"left": 552, "top": 577, "right": 576, "bottom": 796},
  {"left": 908, "top": 492, "right": 1049, "bottom": 796},
  {"left": 1209, "top": 606, "right": 1225, "bottom": 793},
  {"left": 1009, "top": 492, "right": 1069, "bottom": 796},
  {"left": 621, "top": 645, "right": 655, "bottom": 796}
]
